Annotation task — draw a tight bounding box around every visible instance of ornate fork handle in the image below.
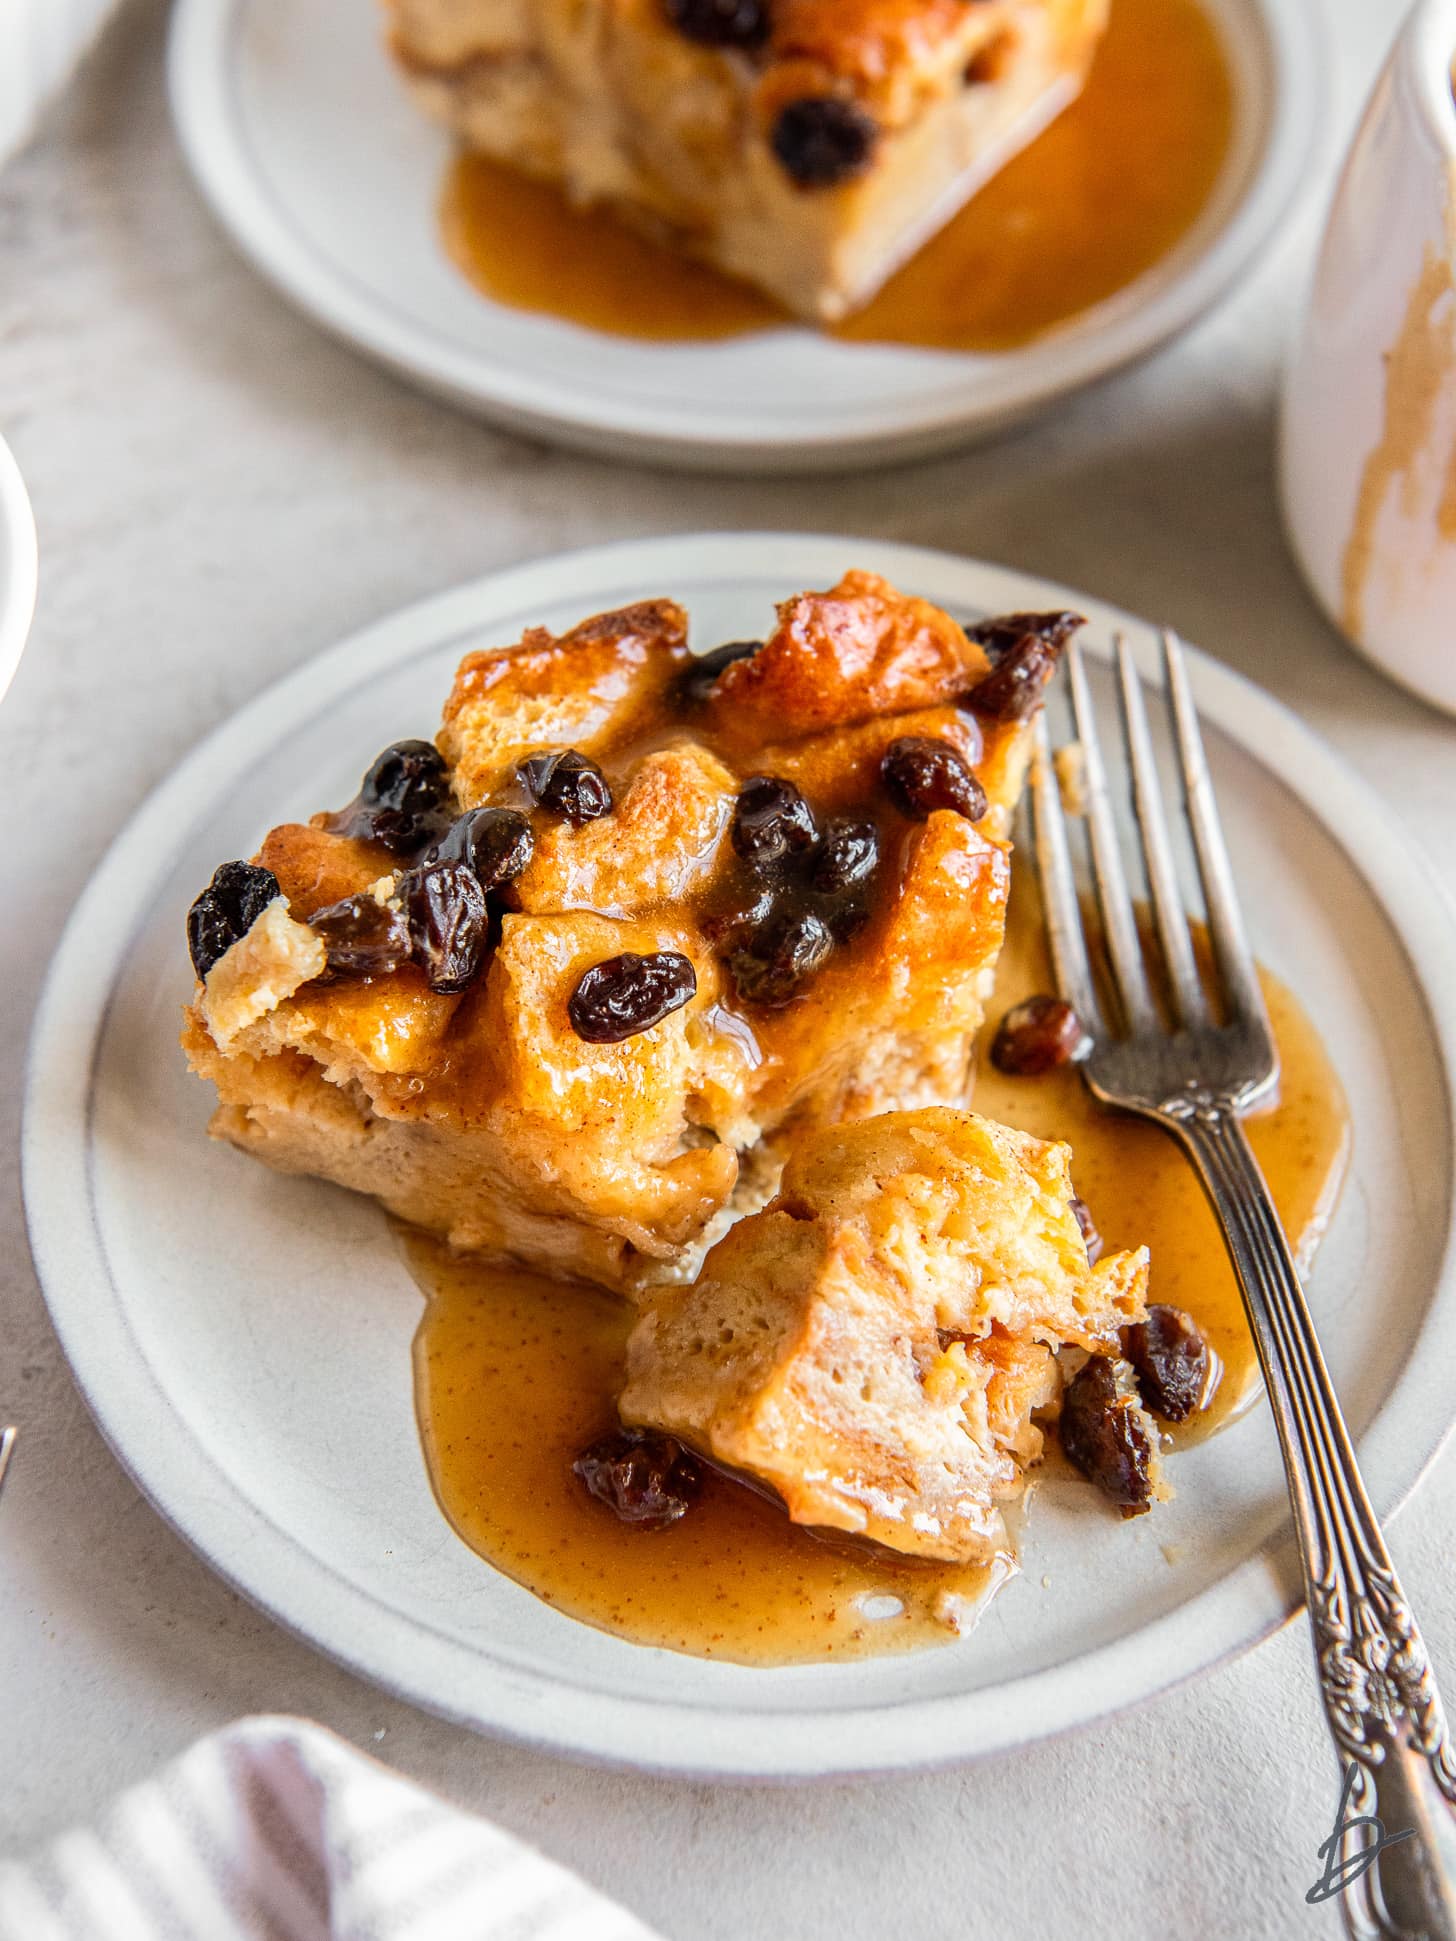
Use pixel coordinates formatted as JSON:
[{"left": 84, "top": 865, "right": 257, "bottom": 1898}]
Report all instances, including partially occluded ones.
[{"left": 1162, "top": 1094, "right": 1456, "bottom": 1938}]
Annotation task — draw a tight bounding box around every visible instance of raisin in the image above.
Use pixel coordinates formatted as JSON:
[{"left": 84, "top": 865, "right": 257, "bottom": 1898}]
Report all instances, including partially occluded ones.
[
  {"left": 400, "top": 860, "right": 490, "bottom": 994},
  {"left": 730, "top": 907, "right": 833, "bottom": 1006},
  {"left": 991, "top": 996, "right": 1088, "bottom": 1075},
  {"left": 663, "top": 0, "right": 769, "bottom": 49},
  {"left": 517, "top": 749, "right": 614, "bottom": 825},
  {"left": 326, "top": 739, "right": 453, "bottom": 856},
  {"left": 568, "top": 950, "right": 697, "bottom": 1042},
  {"left": 823, "top": 894, "right": 872, "bottom": 944},
  {"left": 1070, "top": 1195, "right": 1103, "bottom": 1267},
  {"left": 699, "top": 878, "right": 777, "bottom": 949},
  {"left": 732, "top": 775, "right": 818, "bottom": 868},
  {"left": 308, "top": 895, "right": 412, "bottom": 978},
  {"left": 678, "top": 637, "right": 763, "bottom": 706},
  {"left": 963, "top": 30, "right": 1015, "bottom": 86},
  {"left": 771, "top": 97, "right": 878, "bottom": 189},
  {"left": 881, "top": 736, "right": 987, "bottom": 823},
  {"left": 811, "top": 817, "right": 880, "bottom": 895},
  {"left": 427, "top": 807, "right": 534, "bottom": 893},
  {"left": 965, "top": 610, "right": 1083, "bottom": 666},
  {"left": 574, "top": 1428, "right": 702, "bottom": 1529},
  {"left": 966, "top": 638, "right": 1058, "bottom": 721},
  {"left": 186, "top": 861, "right": 280, "bottom": 979},
  {"left": 1060, "top": 1356, "right": 1156, "bottom": 1515},
  {"left": 1123, "top": 1305, "right": 1214, "bottom": 1422},
  {"left": 827, "top": 900, "right": 873, "bottom": 947}
]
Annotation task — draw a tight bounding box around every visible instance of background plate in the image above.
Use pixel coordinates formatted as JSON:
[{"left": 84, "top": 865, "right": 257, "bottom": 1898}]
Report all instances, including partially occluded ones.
[
  {"left": 0, "top": 433, "right": 37, "bottom": 709},
  {"left": 166, "top": 0, "right": 1322, "bottom": 473},
  {"left": 23, "top": 534, "right": 1456, "bottom": 1778}
]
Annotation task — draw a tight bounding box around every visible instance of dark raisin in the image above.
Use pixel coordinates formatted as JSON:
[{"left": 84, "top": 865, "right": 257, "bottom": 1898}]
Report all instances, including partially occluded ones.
[
  {"left": 963, "top": 30, "right": 1014, "bottom": 86},
  {"left": 771, "top": 96, "right": 878, "bottom": 189},
  {"left": 1070, "top": 1195, "right": 1103, "bottom": 1267},
  {"left": 677, "top": 637, "right": 763, "bottom": 706},
  {"left": 811, "top": 816, "right": 880, "bottom": 895},
  {"left": 698, "top": 878, "right": 777, "bottom": 949},
  {"left": 732, "top": 775, "right": 818, "bottom": 868},
  {"left": 881, "top": 736, "right": 987, "bottom": 822},
  {"left": 308, "top": 895, "right": 412, "bottom": 978},
  {"left": 730, "top": 907, "right": 833, "bottom": 1006},
  {"left": 427, "top": 807, "right": 535, "bottom": 893},
  {"left": 1123, "top": 1305, "right": 1215, "bottom": 1422},
  {"left": 966, "top": 638, "right": 1058, "bottom": 721},
  {"left": 186, "top": 861, "right": 280, "bottom": 980},
  {"left": 823, "top": 895, "right": 872, "bottom": 945},
  {"left": 400, "top": 860, "right": 490, "bottom": 994},
  {"left": 517, "top": 749, "right": 614, "bottom": 825},
  {"left": 1060, "top": 1356, "right": 1156, "bottom": 1515},
  {"left": 965, "top": 610, "right": 1083, "bottom": 666},
  {"left": 663, "top": 0, "right": 769, "bottom": 49},
  {"left": 990, "top": 995, "right": 1089, "bottom": 1075},
  {"left": 574, "top": 1428, "right": 702, "bottom": 1529},
  {"left": 568, "top": 950, "right": 697, "bottom": 1042},
  {"left": 326, "top": 739, "right": 453, "bottom": 856}
]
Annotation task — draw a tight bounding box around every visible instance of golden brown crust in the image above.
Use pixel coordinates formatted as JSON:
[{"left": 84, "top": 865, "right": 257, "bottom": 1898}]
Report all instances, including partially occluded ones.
[
  {"left": 757, "top": 0, "right": 1003, "bottom": 117},
  {"left": 257, "top": 823, "right": 397, "bottom": 919},
  {"left": 439, "top": 599, "right": 692, "bottom": 804},
  {"left": 707, "top": 569, "right": 992, "bottom": 741}
]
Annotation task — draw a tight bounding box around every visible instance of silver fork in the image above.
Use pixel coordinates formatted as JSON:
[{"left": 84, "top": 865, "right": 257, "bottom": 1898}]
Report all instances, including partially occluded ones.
[{"left": 1031, "top": 630, "right": 1456, "bottom": 1940}]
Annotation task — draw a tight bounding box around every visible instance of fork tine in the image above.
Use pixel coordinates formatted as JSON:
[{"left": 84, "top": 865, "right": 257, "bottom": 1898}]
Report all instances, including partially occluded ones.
[
  {"left": 1115, "top": 635, "right": 1209, "bottom": 1030},
  {"left": 1162, "top": 629, "right": 1272, "bottom": 1035},
  {"left": 1029, "top": 715, "right": 1106, "bottom": 1037},
  {"left": 1067, "top": 640, "right": 1158, "bottom": 1036}
]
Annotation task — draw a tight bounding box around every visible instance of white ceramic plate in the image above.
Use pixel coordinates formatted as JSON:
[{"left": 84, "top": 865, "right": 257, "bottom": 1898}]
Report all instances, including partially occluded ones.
[
  {"left": 24, "top": 534, "right": 1456, "bottom": 1779},
  {"left": 0, "top": 433, "right": 37, "bottom": 706},
  {"left": 167, "top": 0, "right": 1322, "bottom": 473}
]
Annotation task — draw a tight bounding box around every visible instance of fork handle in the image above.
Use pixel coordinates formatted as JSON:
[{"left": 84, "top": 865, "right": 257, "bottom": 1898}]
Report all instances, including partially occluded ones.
[{"left": 1167, "top": 1104, "right": 1456, "bottom": 1939}]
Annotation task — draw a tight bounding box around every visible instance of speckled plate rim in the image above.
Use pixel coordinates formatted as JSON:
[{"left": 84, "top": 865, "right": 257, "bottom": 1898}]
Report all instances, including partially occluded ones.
[
  {"left": 0, "top": 433, "right": 38, "bottom": 709},
  {"left": 164, "top": 0, "right": 1327, "bottom": 473},
  {"left": 23, "top": 533, "right": 1456, "bottom": 1780}
]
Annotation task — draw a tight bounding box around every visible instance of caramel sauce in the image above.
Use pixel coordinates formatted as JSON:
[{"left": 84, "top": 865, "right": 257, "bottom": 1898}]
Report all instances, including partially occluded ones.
[
  {"left": 409, "top": 882, "right": 1349, "bottom": 1666},
  {"left": 438, "top": 0, "right": 1233, "bottom": 351},
  {"left": 410, "top": 1239, "right": 1011, "bottom": 1663}
]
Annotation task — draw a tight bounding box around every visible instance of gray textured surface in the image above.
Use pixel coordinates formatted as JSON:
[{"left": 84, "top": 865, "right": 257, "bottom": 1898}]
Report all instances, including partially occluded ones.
[{"left": 2, "top": 2, "right": 1453, "bottom": 1935}]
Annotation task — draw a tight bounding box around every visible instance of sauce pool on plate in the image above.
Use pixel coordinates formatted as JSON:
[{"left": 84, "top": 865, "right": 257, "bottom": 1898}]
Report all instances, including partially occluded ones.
[
  {"left": 407, "top": 884, "right": 1350, "bottom": 1667},
  {"left": 438, "top": 0, "right": 1234, "bottom": 351}
]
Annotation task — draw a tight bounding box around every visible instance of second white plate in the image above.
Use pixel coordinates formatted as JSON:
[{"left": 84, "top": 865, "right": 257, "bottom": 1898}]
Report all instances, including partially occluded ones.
[
  {"left": 167, "top": 0, "right": 1322, "bottom": 472},
  {"left": 24, "top": 534, "right": 1456, "bottom": 1778},
  {"left": 0, "top": 433, "right": 37, "bottom": 708}
]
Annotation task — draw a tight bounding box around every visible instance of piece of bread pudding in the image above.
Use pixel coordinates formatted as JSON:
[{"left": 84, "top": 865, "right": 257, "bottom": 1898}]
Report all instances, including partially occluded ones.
[
  {"left": 385, "top": 0, "right": 1110, "bottom": 321},
  {"left": 182, "top": 575, "right": 1078, "bottom": 1293},
  {"left": 620, "top": 1108, "right": 1157, "bottom": 1563}
]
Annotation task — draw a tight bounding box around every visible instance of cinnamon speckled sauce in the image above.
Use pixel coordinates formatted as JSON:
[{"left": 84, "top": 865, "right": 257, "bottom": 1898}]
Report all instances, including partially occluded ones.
[
  {"left": 407, "top": 880, "right": 1349, "bottom": 1668},
  {"left": 439, "top": 0, "right": 1233, "bottom": 352}
]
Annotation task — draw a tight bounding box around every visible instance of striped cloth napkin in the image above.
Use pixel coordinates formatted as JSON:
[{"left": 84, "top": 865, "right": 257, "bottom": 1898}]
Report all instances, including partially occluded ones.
[
  {"left": 0, "top": 1716, "right": 664, "bottom": 1941},
  {"left": 0, "top": 0, "right": 119, "bottom": 165}
]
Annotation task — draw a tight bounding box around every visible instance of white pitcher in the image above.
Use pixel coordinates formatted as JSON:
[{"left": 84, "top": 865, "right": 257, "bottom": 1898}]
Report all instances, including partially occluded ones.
[{"left": 1280, "top": 0, "right": 1456, "bottom": 711}]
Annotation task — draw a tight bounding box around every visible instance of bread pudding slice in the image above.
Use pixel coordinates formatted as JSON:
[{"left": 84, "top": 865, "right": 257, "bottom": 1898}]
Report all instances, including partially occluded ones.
[
  {"left": 183, "top": 577, "right": 1080, "bottom": 1293},
  {"left": 620, "top": 1108, "right": 1156, "bottom": 1563},
  {"left": 386, "top": 0, "right": 1110, "bottom": 321}
]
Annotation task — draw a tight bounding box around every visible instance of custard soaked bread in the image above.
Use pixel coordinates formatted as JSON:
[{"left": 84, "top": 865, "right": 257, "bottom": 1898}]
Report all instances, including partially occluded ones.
[
  {"left": 385, "top": 0, "right": 1110, "bottom": 321},
  {"left": 183, "top": 576, "right": 1078, "bottom": 1292},
  {"left": 621, "top": 1108, "right": 1156, "bottom": 1563}
]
